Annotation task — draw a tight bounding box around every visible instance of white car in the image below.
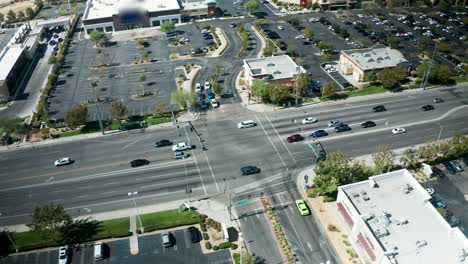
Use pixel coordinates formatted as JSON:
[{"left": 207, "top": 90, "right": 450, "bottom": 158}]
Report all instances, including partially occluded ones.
[
  {"left": 210, "top": 99, "right": 219, "bottom": 108},
  {"left": 302, "top": 117, "right": 318, "bottom": 124},
  {"left": 201, "top": 29, "right": 209, "bottom": 34},
  {"left": 55, "top": 157, "right": 72, "bottom": 166},
  {"left": 426, "top": 188, "right": 434, "bottom": 195},
  {"left": 172, "top": 142, "right": 192, "bottom": 152},
  {"left": 327, "top": 67, "right": 338, "bottom": 73},
  {"left": 237, "top": 120, "right": 256, "bottom": 129},
  {"left": 309, "top": 18, "right": 320, "bottom": 22},
  {"left": 277, "top": 25, "right": 284, "bottom": 30},
  {"left": 295, "top": 34, "right": 305, "bottom": 39},
  {"left": 195, "top": 83, "right": 202, "bottom": 92},
  {"left": 58, "top": 246, "right": 68, "bottom": 264},
  {"left": 179, "top": 38, "right": 189, "bottom": 43},
  {"left": 204, "top": 81, "right": 211, "bottom": 90},
  {"left": 392, "top": 128, "right": 406, "bottom": 134}
]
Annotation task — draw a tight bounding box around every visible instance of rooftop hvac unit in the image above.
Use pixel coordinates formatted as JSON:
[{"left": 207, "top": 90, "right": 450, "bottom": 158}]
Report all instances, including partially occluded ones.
[
  {"left": 375, "top": 228, "right": 389, "bottom": 238},
  {"left": 273, "top": 70, "right": 281, "bottom": 74},
  {"left": 368, "top": 58, "right": 374, "bottom": 62},
  {"left": 267, "top": 62, "right": 275, "bottom": 66},
  {"left": 362, "top": 191, "right": 370, "bottom": 201},
  {"left": 364, "top": 53, "right": 371, "bottom": 57},
  {"left": 416, "top": 240, "right": 427, "bottom": 248},
  {"left": 395, "top": 217, "right": 408, "bottom": 225}
]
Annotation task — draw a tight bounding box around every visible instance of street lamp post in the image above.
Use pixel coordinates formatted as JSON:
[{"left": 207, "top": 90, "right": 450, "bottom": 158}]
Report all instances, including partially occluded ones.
[{"left": 128, "top": 192, "right": 144, "bottom": 234}]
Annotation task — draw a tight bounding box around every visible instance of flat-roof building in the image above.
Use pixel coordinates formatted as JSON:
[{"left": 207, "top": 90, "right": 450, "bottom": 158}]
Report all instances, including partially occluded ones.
[
  {"left": 336, "top": 169, "right": 468, "bottom": 264},
  {"left": 0, "top": 45, "right": 27, "bottom": 98},
  {"left": 82, "top": 0, "right": 216, "bottom": 35},
  {"left": 243, "top": 55, "right": 306, "bottom": 88},
  {"left": 339, "top": 47, "right": 407, "bottom": 82}
]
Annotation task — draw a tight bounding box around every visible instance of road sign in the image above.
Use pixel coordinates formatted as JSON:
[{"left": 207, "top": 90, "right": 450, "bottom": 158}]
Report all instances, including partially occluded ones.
[{"left": 236, "top": 201, "right": 249, "bottom": 205}]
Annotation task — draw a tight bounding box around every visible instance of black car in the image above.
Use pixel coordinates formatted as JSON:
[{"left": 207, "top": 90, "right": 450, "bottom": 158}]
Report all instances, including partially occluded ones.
[
  {"left": 57, "top": 38, "right": 63, "bottom": 42},
  {"left": 204, "top": 34, "right": 213, "bottom": 40},
  {"left": 431, "top": 167, "right": 446, "bottom": 178},
  {"left": 155, "top": 140, "right": 172, "bottom": 147},
  {"left": 373, "top": 105, "right": 386, "bottom": 112},
  {"left": 198, "top": 94, "right": 206, "bottom": 100},
  {"left": 335, "top": 124, "right": 351, "bottom": 132},
  {"left": 240, "top": 166, "right": 261, "bottom": 175},
  {"left": 200, "top": 100, "right": 209, "bottom": 109},
  {"left": 361, "top": 121, "right": 376, "bottom": 128},
  {"left": 130, "top": 159, "right": 150, "bottom": 167},
  {"left": 220, "top": 94, "right": 233, "bottom": 98},
  {"left": 421, "top": 105, "right": 434, "bottom": 111},
  {"left": 187, "top": 227, "right": 201, "bottom": 243}
]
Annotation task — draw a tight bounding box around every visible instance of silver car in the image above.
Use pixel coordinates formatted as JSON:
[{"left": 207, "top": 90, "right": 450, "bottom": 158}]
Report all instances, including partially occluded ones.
[
  {"left": 328, "top": 120, "right": 342, "bottom": 127},
  {"left": 449, "top": 160, "right": 464, "bottom": 172},
  {"left": 173, "top": 151, "right": 190, "bottom": 159}
]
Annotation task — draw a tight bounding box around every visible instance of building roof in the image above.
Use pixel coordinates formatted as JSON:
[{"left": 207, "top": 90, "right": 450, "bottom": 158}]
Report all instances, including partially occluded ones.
[
  {"left": 0, "top": 29, "right": 19, "bottom": 53},
  {"left": 36, "top": 17, "right": 70, "bottom": 27},
  {"left": 0, "top": 45, "right": 25, "bottom": 80},
  {"left": 84, "top": 0, "right": 181, "bottom": 20},
  {"left": 339, "top": 169, "right": 468, "bottom": 264},
  {"left": 244, "top": 55, "right": 305, "bottom": 81},
  {"left": 342, "top": 47, "right": 406, "bottom": 71},
  {"left": 183, "top": 0, "right": 216, "bottom": 11}
]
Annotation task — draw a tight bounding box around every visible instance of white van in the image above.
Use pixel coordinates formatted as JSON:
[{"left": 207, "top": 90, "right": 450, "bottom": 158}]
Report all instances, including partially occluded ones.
[
  {"left": 94, "top": 242, "right": 104, "bottom": 260},
  {"left": 237, "top": 120, "right": 256, "bottom": 129}
]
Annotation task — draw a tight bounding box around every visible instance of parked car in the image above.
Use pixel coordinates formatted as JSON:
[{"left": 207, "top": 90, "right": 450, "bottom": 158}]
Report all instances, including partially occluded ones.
[
  {"left": 161, "top": 232, "right": 172, "bottom": 247},
  {"left": 201, "top": 29, "right": 209, "bottom": 34},
  {"left": 287, "top": 134, "right": 304, "bottom": 143},
  {"left": 277, "top": 25, "right": 284, "bottom": 30},
  {"left": 210, "top": 99, "right": 219, "bottom": 108},
  {"left": 55, "top": 157, "right": 72, "bottom": 166},
  {"left": 200, "top": 100, "right": 209, "bottom": 109},
  {"left": 449, "top": 160, "right": 463, "bottom": 172},
  {"left": 195, "top": 83, "right": 202, "bottom": 92},
  {"left": 311, "top": 130, "right": 328, "bottom": 137},
  {"left": 172, "top": 142, "right": 192, "bottom": 151},
  {"left": 58, "top": 246, "right": 69, "bottom": 264},
  {"left": 430, "top": 195, "right": 447, "bottom": 208},
  {"left": 295, "top": 200, "right": 310, "bottom": 216},
  {"left": 230, "top": 23, "right": 236, "bottom": 28},
  {"left": 155, "top": 140, "right": 172, "bottom": 147},
  {"left": 335, "top": 124, "right": 351, "bottom": 132},
  {"left": 237, "top": 120, "right": 256, "bottom": 129},
  {"left": 206, "top": 90, "right": 214, "bottom": 99},
  {"left": 426, "top": 188, "right": 434, "bottom": 195},
  {"left": 130, "top": 159, "right": 150, "bottom": 167},
  {"left": 421, "top": 105, "right": 435, "bottom": 111},
  {"left": 328, "top": 120, "right": 342, "bottom": 127},
  {"left": 173, "top": 151, "right": 190, "bottom": 159},
  {"left": 447, "top": 215, "right": 461, "bottom": 227},
  {"left": 240, "top": 166, "right": 261, "bottom": 175},
  {"left": 373, "top": 105, "right": 386, "bottom": 112},
  {"left": 443, "top": 161, "right": 457, "bottom": 174},
  {"left": 431, "top": 167, "right": 446, "bottom": 178},
  {"left": 187, "top": 227, "right": 201, "bottom": 243},
  {"left": 204, "top": 81, "right": 211, "bottom": 90},
  {"left": 392, "top": 128, "right": 406, "bottom": 135},
  {"left": 302, "top": 117, "right": 318, "bottom": 124},
  {"left": 361, "top": 121, "right": 376, "bottom": 128}
]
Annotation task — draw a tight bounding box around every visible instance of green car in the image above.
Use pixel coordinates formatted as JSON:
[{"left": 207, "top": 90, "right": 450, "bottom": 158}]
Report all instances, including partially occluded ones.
[{"left": 295, "top": 200, "right": 310, "bottom": 216}]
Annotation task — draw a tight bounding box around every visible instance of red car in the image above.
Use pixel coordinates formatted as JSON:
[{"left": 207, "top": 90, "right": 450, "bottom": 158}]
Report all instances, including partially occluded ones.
[{"left": 287, "top": 134, "right": 304, "bottom": 143}]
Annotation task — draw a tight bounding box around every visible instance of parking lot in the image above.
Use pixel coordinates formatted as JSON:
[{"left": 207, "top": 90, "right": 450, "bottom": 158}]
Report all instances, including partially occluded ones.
[
  {"left": 1, "top": 228, "right": 232, "bottom": 264},
  {"left": 422, "top": 159, "right": 468, "bottom": 237}
]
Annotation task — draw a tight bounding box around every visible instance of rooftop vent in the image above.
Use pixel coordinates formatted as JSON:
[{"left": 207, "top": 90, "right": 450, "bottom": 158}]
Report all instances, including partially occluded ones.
[
  {"left": 416, "top": 240, "right": 428, "bottom": 248},
  {"left": 403, "top": 184, "right": 413, "bottom": 194},
  {"left": 368, "top": 58, "right": 374, "bottom": 62},
  {"left": 395, "top": 217, "right": 408, "bottom": 225},
  {"left": 364, "top": 53, "right": 371, "bottom": 57},
  {"left": 377, "top": 56, "right": 383, "bottom": 61},
  {"left": 362, "top": 191, "right": 370, "bottom": 201},
  {"left": 267, "top": 62, "right": 275, "bottom": 66},
  {"left": 375, "top": 228, "right": 389, "bottom": 238},
  {"left": 273, "top": 70, "right": 281, "bottom": 75}
]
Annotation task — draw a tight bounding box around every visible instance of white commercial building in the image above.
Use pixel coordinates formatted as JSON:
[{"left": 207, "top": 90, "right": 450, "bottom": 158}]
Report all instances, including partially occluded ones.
[{"left": 336, "top": 169, "right": 468, "bottom": 264}]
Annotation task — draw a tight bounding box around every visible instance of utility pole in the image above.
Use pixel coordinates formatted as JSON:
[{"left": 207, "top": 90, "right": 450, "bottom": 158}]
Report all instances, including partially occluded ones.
[
  {"left": 295, "top": 66, "right": 300, "bottom": 107},
  {"left": 90, "top": 82, "right": 105, "bottom": 135},
  {"left": 3, "top": 231, "right": 18, "bottom": 252},
  {"left": 171, "top": 105, "right": 181, "bottom": 137},
  {"left": 421, "top": 43, "right": 437, "bottom": 90}
]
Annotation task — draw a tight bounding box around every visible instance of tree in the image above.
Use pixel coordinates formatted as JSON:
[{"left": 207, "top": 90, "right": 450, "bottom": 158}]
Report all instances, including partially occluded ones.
[
  {"left": 302, "top": 28, "right": 314, "bottom": 39},
  {"left": 88, "top": 30, "right": 109, "bottom": 47},
  {"left": 417, "top": 61, "right": 453, "bottom": 84},
  {"left": 298, "top": 73, "right": 311, "bottom": 97},
  {"left": 377, "top": 66, "right": 407, "bottom": 89},
  {"left": 213, "top": 83, "right": 222, "bottom": 95},
  {"left": 0, "top": 13, "right": 4, "bottom": 22},
  {"left": 387, "top": 37, "right": 400, "bottom": 49},
  {"left": 25, "top": 7, "right": 34, "bottom": 18},
  {"left": 65, "top": 104, "right": 88, "bottom": 126},
  {"left": 160, "top": 21, "right": 175, "bottom": 33},
  {"left": 48, "top": 55, "right": 57, "bottom": 65},
  {"left": 250, "top": 79, "right": 268, "bottom": 98},
  {"left": 372, "top": 144, "right": 396, "bottom": 173},
  {"left": 312, "top": 2, "right": 319, "bottom": 9},
  {"left": 171, "top": 90, "right": 195, "bottom": 109},
  {"left": 437, "top": 43, "right": 451, "bottom": 53},
  {"left": 154, "top": 103, "right": 166, "bottom": 116},
  {"left": 0, "top": 117, "right": 26, "bottom": 140},
  {"left": 321, "top": 82, "right": 338, "bottom": 97},
  {"left": 340, "top": 29, "right": 349, "bottom": 39},
  {"left": 286, "top": 44, "right": 298, "bottom": 56},
  {"left": 7, "top": 10, "right": 16, "bottom": 21},
  {"left": 365, "top": 69, "right": 377, "bottom": 82},
  {"left": 400, "top": 147, "right": 420, "bottom": 169},
  {"left": 323, "top": 53, "right": 332, "bottom": 61},
  {"left": 110, "top": 101, "right": 127, "bottom": 120},
  {"left": 34, "top": 0, "right": 44, "bottom": 8},
  {"left": 437, "top": 0, "right": 451, "bottom": 12},
  {"left": 244, "top": 0, "right": 259, "bottom": 12},
  {"left": 289, "top": 17, "right": 300, "bottom": 27},
  {"left": 27, "top": 203, "right": 72, "bottom": 242},
  {"left": 317, "top": 42, "right": 333, "bottom": 51},
  {"left": 17, "top": 10, "right": 25, "bottom": 19},
  {"left": 139, "top": 74, "right": 147, "bottom": 82}
]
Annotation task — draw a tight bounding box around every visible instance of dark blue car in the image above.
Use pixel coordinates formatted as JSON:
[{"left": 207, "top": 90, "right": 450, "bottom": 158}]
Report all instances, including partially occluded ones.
[
  {"left": 207, "top": 91, "right": 214, "bottom": 99},
  {"left": 311, "top": 130, "right": 328, "bottom": 137},
  {"left": 443, "top": 161, "right": 457, "bottom": 174}
]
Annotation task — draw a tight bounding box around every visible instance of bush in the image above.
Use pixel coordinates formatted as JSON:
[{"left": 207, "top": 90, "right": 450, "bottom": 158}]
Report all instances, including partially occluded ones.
[
  {"left": 323, "top": 195, "right": 336, "bottom": 203},
  {"left": 328, "top": 224, "right": 339, "bottom": 232},
  {"left": 203, "top": 232, "right": 209, "bottom": 240},
  {"left": 218, "top": 242, "right": 232, "bottom": 249},
  {"left": 231, "top": 243, "right": 238, "bottom": 250},
  {"left": 200, "top": 222, "right": 207, "bottom": 232},
  {"left": 205, "top": 242, "right": 212, "bottom": 249},
  {"left": 306, "top": 188, "right": 318, "bottom": 198},
  {"left": 213, "top": 246, "right": 219, "bottom": 251}
]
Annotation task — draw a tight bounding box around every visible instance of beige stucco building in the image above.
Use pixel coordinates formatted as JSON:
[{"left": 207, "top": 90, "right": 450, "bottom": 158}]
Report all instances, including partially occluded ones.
[{"left": 339, "top": 47, "right": 406, "bottom": 82}]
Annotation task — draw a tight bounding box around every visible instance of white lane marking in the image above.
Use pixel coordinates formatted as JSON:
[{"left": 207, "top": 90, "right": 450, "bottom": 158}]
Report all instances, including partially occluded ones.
[
  {"left": 264, "top": 114, "right": 296, "bottom": 162},
  {"left": 283, "top": 205, "right": 306, "bottom": 250},
  {"left": 76, "top": 195, "right": 88, "bottom": 199},
  {"left": 135, "top": 169, "right": 198, "bottom": 181},
  {"left": 46, "top": 177, "right": 54, "bottom": 182},
  {"left": 184, "top": 128, "right": 207, "bottom": 195},
  {"left": 139, "top": 177, "right": 198, "bottom": 190},
  {"left": 78, "top": 186, "right": 94, "bottom": 190},
  {"left": 255, "top": 115, "right": 288, "bottom": 170},
  {"left": 108, "top": 182, "right": 120, "bottom": 185},
  {"left": 102, "top": 191, "right": 117, "bottom": 195}
]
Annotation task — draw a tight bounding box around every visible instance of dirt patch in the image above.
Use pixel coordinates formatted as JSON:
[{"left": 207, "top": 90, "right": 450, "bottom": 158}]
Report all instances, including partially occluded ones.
[{"left": 0, "top": 0, "right": 34, "bottom": 16}]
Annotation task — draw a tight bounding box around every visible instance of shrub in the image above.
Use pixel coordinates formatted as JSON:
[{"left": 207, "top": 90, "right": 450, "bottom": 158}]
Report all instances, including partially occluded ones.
[
  {"left": 230, "top": 243, "right": 238, "bottom": 250},
  {"left": 200, "top": 222, "right": 207, "bottom": 232},
  {"left": 306, "top": 188, "right": 318, "bottom": 198},
  {"left": 342, "top": 240, "right": 351, "bottom": 246},
  {"left": 213, "top": 246, "right": 219, "bottom": 251},
  {"left": 205, "top": 242, "right": 212, "bottom": 249},
  {"left": 323, "top": 195, "right": 336, "bottom": 203},
  {"left": 218, "top": 242, "right": 232, "bottom": 249},
  {"left": 328, "top": 224, "right": 339, "bottom": 232},
  {"left": 199, "top": 214, "right": 208, "bottom": 220},
  {"left": 203, "top": 232, "right": 209, "bottom": 240}
]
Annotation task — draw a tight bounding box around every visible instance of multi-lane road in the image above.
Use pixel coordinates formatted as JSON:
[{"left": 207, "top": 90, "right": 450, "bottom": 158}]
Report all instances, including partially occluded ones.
[{"left": 1, "top": 86, "right": 467, "bottom": 227}]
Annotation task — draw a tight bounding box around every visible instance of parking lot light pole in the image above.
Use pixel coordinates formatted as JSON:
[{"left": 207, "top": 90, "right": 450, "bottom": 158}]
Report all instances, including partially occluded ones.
[
  {"left": 90, "top": 82, "right": 105, "bottom": 135},
  {"left": 128, "top": 192, "right": 144, "bottom": 234}
]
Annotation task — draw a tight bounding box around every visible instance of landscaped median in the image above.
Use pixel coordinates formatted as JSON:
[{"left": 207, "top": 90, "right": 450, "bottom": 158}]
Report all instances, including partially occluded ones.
[{"left": 140, "top": 209, "right": 203, "bottom": 232}]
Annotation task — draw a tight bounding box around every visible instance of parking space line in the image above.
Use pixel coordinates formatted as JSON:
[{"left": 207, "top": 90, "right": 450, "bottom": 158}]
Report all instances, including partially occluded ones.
[{"left": 255, "top": 115, "right": 288, "bottom": 171}]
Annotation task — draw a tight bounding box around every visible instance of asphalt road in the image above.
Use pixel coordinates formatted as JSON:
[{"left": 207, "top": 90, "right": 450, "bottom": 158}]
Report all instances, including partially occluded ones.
[{"left": 1, "top": 86, "right": 467, "bottom": 227}]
